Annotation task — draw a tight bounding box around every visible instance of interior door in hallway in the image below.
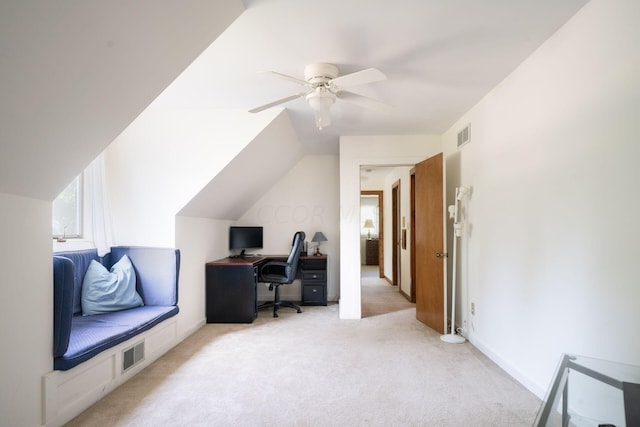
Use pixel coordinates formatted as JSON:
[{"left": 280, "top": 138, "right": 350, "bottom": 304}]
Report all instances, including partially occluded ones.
[
  {"left": 391, "top": 181, "right": 400, "bottom": 286},
  {"left": 414, "top": 153, "right": 446, "bottom": 334}
]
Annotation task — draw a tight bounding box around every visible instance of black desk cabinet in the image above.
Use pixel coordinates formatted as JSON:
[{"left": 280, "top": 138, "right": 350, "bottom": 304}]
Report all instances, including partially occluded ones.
[
  {"left": 205, "top": 259, "right": 260, "bottom": 323},
  {"left": 300, "top": 256, "right": 327, "bottom": 306}
]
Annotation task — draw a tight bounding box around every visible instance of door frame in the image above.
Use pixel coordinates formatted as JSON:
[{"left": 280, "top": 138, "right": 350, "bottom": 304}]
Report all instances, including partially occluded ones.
[
  {"left": 343, "top": 151, "right": 444, "bottom": 320},
  {"left": 391, "top": 180, "right": 400, "bottom": 287}
]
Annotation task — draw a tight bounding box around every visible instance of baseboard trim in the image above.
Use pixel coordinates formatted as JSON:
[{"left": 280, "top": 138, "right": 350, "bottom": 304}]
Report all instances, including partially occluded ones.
[
  {"left": 42, "top": 317, "right": 179, "bottom": 426},
  {"left": 179, "top": 318, "right": 206, "bottom": 342},
  {"left": 469, "top": 335, "right": 547, "bottom": 400},
  {"left": 399, "top": 287, "right": 410, "bottom": 301}
]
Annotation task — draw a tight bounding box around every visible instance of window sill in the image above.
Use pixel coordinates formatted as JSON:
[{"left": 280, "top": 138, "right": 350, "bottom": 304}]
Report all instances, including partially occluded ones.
[{"left": 53, "top": 239, "right": 95, "bottom": 253}]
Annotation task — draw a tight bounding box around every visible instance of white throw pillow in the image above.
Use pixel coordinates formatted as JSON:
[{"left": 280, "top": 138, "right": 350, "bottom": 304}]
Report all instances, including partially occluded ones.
[{"left": 81, "top": 254, "right": 143, "bottom": 315}]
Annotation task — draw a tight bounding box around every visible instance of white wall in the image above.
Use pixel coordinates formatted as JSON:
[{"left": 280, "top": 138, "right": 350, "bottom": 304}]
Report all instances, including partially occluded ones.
[
  {"left": 360, "top": 172, "right": 386, "bottom": 191},
  {"left": 382, "top": 166, "right": 413, "bottom": 297},
  {"left": 171, "top": 155, "right": 340, "bottom": 332},
  {"left": 179, "top": 110, "right": 303, "bottom": 220},
  {"left": 0, "top": 4, "right": 244, "bottom": 424},
  {"left": 238, "top": 155, "right": 341, "bottom": 302},
  {"left": 0, "top": 0, "right": 244, "bottom": 202},
  {"left": 175, "top": 216, "right": 232, "bottom": 334},
  {"left": 0, "top": 194, "right": 54, "bottom": 426},
  {"left": 339, "top": 135, "right": 442, "bottom": 319},
  {"left": 441, "top": 0, "right": 640, "bottom": 397},
  {"left": 105, "top": 108, "right": 280, "bottom": 246},
  {"left": 104, "top": 108, "right": 289, "bottom": 341}
]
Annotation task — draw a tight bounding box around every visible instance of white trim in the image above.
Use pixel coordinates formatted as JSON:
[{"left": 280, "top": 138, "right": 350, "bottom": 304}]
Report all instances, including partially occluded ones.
[
  {"left": 469, "top": 335, "right": 547, "bottom": 399},
  {"left": 42, "top": 317, "right": 179, "bottom": 426},
  {"left": 53, "top": 239, "right": 94, "bottom": 253}
]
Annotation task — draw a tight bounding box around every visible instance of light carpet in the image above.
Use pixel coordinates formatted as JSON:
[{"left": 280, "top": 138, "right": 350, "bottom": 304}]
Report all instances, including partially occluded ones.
[{"left": 66, "top": 269, "right": 541, "bottom": 426}]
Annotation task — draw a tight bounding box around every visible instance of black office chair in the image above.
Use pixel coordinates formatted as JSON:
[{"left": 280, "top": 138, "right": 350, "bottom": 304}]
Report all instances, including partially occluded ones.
[{"left": 257, "top": 231, "right": 305, "bottom": 318}]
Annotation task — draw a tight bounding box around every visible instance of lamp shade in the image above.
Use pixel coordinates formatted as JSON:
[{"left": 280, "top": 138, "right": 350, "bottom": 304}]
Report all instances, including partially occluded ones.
[
  {"left": 306, "top": 88, "right": 335, "bottom": 130},
  {"left": 311, "top": 232, "right": 328, "bottom": 243},
  {"left": 363, "top": 219, "right": 374, "bottom": 229}
]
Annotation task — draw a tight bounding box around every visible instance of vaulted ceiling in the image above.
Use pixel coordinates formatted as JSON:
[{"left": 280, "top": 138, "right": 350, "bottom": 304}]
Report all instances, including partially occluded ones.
[
  {"left": 0, "top": 0, "right": 244, "bottom": 200},
  {"left": 152, "top": 0, "right": 589, "bottom": 154},
  {"left": 1, "top": 0, "right": 590, "bottom": 201}
]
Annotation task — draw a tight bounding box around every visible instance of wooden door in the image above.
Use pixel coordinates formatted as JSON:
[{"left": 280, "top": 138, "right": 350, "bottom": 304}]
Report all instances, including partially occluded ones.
[
  {"left": 391, "top": 181, "right": 400, "bottom": 286},
  {"left": 414, "top": 153, "right": 446, "bottom": 333},
  {"left": 410, "top": 170, "right": 416, "bottom": 303}
]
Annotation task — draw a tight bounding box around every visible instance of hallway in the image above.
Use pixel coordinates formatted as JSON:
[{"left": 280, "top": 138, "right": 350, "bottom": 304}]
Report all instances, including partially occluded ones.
[{"left": 361, "top": 265, "right": 414, "bottom": 318}]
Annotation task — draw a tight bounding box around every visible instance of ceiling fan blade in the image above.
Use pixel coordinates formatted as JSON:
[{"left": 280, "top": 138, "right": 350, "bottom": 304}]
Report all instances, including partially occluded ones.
[
  {"left": 337, "top": 91, "right": 393, "bottom": 113},
  {"left": 249, "top": 93, "right": 306, "bottom": 113},
  {"left": 331, "top": 68, "right": 386, "bottom": 89},
  {"left": 263, "top": 71, "right": 309, "bottom": 86}
]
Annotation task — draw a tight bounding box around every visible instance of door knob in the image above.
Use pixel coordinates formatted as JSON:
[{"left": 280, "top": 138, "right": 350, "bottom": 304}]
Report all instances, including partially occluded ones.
[{"left": 435, "top": 252, "right": 448, "bottom": 258}]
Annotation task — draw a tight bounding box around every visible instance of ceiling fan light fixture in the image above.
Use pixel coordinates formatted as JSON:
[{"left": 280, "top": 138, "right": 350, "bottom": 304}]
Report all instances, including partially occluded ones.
[
  {"left": 249, "top": 63, "right": 388, "bottom": 129},
  {"left": 306, "top": 88, "right": 335, "bottom": 130}
]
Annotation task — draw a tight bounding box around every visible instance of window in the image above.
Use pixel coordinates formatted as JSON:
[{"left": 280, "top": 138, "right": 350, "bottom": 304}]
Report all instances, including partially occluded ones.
[{"left": 52, "top": 175, "right": 82, "bottom": 239}]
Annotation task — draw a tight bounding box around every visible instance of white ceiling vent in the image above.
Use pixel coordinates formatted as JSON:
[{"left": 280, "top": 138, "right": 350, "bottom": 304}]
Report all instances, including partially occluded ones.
[{"left": 457, "top": 124, "right": 471, "bottom": 148}]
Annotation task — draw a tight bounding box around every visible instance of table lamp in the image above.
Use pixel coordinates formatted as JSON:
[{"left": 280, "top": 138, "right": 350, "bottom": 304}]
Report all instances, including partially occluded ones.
[
  {"left": 311, "top": 232, "right": 327, "bottom": 256},
  {"left": 363, "top": 219, "right": 374, "bottom": 240}
]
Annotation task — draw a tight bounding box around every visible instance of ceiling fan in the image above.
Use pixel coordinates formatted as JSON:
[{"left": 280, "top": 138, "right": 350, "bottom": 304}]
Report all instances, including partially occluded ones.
[{"left": 249, "top": 63, "right": 389, "bottom": 130}]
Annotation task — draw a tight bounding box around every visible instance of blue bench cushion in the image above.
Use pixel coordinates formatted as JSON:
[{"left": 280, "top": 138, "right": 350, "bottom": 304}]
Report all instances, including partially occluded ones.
[
  {"left": 53, "top": 256, "right": 74, "bottom": 358},
  {"left": 54, "top": 305, "right": 179, "bottom": 371},
  {"left": 53, "top": 246, "right": 180, "bottom": 371},
  {"left": 107, "top": 246, "right": 179, "bottom": 306},
  {"left": 54, "top": 249, "right": 102, "bottom": 315}
]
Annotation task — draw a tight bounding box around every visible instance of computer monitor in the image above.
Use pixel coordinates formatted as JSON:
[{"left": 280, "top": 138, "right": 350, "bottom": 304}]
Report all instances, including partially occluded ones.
[{"left": 229, "top": 226, "right": 263, "bottom": 257}]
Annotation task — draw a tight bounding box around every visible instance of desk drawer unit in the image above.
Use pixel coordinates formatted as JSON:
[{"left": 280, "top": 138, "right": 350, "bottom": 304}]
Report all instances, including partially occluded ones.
[
  {"left": 302, "top": 283, "right": 325, "bottom": 304},
  {"left": 302, "top": 270, "right": 325, "bottom": 281},
  {"left": 205, "top": 263, "right": 258, "bottom": 323},
  {"left": 300, "top": 257, "right": 327, "bottom": 306}
]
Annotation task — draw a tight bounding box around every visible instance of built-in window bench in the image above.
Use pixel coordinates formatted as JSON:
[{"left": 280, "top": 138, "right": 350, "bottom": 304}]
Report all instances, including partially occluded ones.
[{"left": 43, "top": 246, "right": 180, "bottom": 426}]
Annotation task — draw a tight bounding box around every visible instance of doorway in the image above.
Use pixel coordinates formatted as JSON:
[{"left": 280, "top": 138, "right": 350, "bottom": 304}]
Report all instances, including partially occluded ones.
[
  {"left": 360, "top": 191, "right": 383, "bottom": 278},
  {"left": 361, "top": 178, "right": 411, "bottom": 318},
  {"left": 358, "top": 158, "right": 446, "bottom": 331}
]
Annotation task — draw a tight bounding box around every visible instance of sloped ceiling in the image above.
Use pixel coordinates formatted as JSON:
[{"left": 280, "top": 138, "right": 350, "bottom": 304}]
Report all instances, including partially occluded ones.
[
  {"left": 152, "top": 0, "right": 589, "bottom": 154},
  {"left": 0, "top": 0, "right": 244, "bottom": 201},
  {"left": 179, "top": 110, "right": 303, "bottom": 220},
  {"left": 1, "top": 0, "right": 591, "bottom": 201}
]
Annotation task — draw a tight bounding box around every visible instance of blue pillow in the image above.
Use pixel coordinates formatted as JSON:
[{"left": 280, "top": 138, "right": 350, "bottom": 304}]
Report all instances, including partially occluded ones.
[{"left": 81, "top": 254, "right": 143, "bottom": 315}]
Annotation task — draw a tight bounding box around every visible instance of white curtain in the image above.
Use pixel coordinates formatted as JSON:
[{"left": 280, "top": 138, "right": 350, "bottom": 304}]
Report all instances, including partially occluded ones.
[{"left": 88, "top": 154, "right": 113, "bottom": 256}]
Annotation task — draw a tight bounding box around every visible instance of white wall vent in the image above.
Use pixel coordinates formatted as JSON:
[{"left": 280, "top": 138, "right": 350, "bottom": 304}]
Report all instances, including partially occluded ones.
[
  {"left": 457, "top": 124, "right": 471, "bottom": 148},
  {"left": 123, "top": 340, "right": 145, "bottom": 372}
]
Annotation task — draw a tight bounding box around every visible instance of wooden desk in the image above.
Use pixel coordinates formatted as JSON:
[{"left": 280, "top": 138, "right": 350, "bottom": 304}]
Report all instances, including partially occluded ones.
[
  {"left": 205, "top": 255, "right": 327, "bottom": 323},
  {"left": 205, "top": 257, "right": 265, "bottom": 323}
]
